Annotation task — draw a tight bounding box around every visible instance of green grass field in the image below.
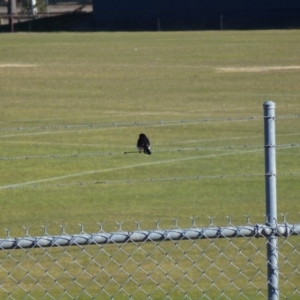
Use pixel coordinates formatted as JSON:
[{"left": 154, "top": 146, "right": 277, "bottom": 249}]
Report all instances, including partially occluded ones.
[
  {"left": 0, "top": 30, "right": 300, "bottom": 234},
  {"left": 0, "top": 30, "right": 299, "bottom": 299}
]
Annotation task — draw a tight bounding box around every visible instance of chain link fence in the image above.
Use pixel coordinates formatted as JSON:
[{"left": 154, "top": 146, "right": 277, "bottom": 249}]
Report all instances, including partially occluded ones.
[
  {"left": 0, "top": 101, "right": 298, "bottom": 299},
  {"left": 0, "top": 220, "right": 299, "bottom": 299}
]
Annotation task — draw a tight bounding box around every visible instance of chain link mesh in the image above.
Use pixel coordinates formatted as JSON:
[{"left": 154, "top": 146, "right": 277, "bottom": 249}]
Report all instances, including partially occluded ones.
[{"left": 0, "top": 221, "right": 299, "bottom": 299}]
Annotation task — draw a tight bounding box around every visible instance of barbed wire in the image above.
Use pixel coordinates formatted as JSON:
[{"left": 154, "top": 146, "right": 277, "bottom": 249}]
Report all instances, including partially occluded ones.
[
  {"left": 1, "top": 115, "right": 299, "bottom": 133},
  {"left": 1, "top": 172, "right": 300, "bottom": 190},
  {"left": 0, "top": 116, "right": 261, "bottom": 132},
  {"left": 0, "top": 143, "right": 299, "bottom": 161},
  {"left": 276, "top": 115, "right": 300, "bottom": 119}
]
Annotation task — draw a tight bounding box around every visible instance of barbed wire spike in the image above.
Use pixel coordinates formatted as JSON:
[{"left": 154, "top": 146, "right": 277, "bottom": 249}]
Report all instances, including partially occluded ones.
[
  {"left": 4, "top": 228, "right": 11, "bottom": 238},
  {"left": 154, "top": 220, "right": 160, "bottom": 230},
  {"left": 208, "top": 216, "right": 215, "bottom": 227},
  {"left": 134, "top": 221, "right": 142, "bottom": 231},
  {"left": 97, "top": 222, "right": 105, "bottom": 233},
  {"left": 60, "top": 225, "right": 66, "bottom": 235},
  {"left": 245, "top": 215, "right": 251, "bottom": 224},
  {"left": 23, "top": 226, "right": 30, "bottom": 237},
  {"left": 190, "top": 217, "right": 197, "bottom": 228},
  {"left": 226, "top": 216, "right": 233, "bottom": 226},
  {"left": 172, "top": 218, "right": 179, "bottom": 228},
  {"left": 78, "top": 224, "right": 85, "bottom": 234},
  {"left": 42, "top": 225, "right": 49, "bottom": 236},
  {"left": 116, "top": 222, "right": 124, "bottom": 232},
  {"left": 280, "top": 213, "right": 288, "bottom": 223}
]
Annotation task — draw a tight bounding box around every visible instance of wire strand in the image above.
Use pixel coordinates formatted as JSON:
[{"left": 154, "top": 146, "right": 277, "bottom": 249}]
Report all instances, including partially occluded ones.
[
  {"left": 1, "top": 115, "right": 299, "bottom": 133},
  {"left": 0, "top": 143, "right": 299, "bottom": 161},
  {"left": 0, "top": 116, "right": 264, "bottom": 132},
  {"left": 1, "top": 172, "right": 300, "bottom": 190}
]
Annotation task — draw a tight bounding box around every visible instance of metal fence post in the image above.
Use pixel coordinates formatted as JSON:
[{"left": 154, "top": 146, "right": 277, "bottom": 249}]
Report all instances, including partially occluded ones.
[{"left": 263, "top": 101, "right": 279, "bottom": 300}]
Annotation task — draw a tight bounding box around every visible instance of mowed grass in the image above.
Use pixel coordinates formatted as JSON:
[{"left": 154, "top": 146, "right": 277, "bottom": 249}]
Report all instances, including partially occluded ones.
[
  {"left": 0, "top": 30, "right": 299, "bottom": 299},
  {"left": 0, "top": 31, "right": 299, "bottom": 231}
]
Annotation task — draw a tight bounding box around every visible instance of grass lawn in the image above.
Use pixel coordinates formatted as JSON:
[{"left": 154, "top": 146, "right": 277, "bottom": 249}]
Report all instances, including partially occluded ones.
[{"left": 0, "top": 30, "right": 299, "bottom": 299}]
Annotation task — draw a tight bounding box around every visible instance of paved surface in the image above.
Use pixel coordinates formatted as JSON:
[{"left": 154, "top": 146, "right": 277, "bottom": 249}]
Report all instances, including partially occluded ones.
[
  {"left": 0, "top": 4, "right": 92, "bottom": 14},
  {"left": 0, "top": 4, "right": 92, "bottom": 26}
]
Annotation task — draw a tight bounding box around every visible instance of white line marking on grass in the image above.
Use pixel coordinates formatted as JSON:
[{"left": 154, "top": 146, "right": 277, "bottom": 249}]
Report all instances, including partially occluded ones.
[
  {"left": 0, "top": 117, "right": 262, "bottom": 139},
  {"left": 1, "top": 129, "right": 298, "bottom": 140},
  {"left": 1, "top": 145, "right": 296, "bottom": 190},
  {"left": 0, "top": 140, "right": 111, "bottom": 148},
  {"left": 0, "top": 149, "right": 263, "bottom": 190},
  {"left": 0, "top": 127, "right": 125, "bottom": 138},
  {"left": 216, "top": 66, "right": 300, "bottom": 73},
  {"left": 0, "top": 64, "right": 38, "bottom": 68},
  {"left": 0, "top": 122, "right": 190, "bottom": 138},
  {"left": 8, "top": 111, "right": 186, "bottom": 124}
]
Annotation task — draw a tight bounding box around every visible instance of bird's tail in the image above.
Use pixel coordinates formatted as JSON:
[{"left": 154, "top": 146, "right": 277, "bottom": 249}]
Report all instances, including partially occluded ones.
[{"left": 144, "top": 146, "right": 151, "bottom": 155}]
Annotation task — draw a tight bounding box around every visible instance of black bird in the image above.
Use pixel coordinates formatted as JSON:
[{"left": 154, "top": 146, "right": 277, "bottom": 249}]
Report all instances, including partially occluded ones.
[{"left": 137, "top": 133, "right": 151, "bottom": 155}]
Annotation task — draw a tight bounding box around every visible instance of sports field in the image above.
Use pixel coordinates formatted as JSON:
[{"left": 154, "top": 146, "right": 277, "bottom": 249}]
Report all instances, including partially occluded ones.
[{"left": 0, "top": 30, "right": 300, "bottom": 236}]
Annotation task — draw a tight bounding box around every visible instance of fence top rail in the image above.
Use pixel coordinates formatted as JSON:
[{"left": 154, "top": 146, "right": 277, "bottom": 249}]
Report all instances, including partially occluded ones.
[{"left": 0, "top": 223, "right": 299, "bottom": 250}]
